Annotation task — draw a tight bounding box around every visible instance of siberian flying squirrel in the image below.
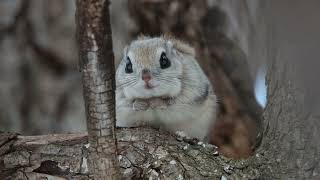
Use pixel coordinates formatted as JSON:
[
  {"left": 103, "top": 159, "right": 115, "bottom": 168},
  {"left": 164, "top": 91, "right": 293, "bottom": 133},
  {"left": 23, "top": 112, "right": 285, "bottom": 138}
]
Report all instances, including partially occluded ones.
[{"left": 116, "top": 36, "right": 217, "bottom": 140}]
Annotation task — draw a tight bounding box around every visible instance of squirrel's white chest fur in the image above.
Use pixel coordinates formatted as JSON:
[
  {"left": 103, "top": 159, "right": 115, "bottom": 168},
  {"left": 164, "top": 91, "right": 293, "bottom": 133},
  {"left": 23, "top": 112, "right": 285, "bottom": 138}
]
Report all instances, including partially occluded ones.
[{"left": 115, "top": 36, "right": 217, "bottom": 140}]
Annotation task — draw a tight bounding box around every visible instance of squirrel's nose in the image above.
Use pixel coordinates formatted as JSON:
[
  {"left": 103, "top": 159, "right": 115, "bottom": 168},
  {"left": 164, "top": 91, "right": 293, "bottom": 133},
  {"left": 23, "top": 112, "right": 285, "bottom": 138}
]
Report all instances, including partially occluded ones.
[{"left": 142, "top": 69, "right": 151, "bottom": 82}]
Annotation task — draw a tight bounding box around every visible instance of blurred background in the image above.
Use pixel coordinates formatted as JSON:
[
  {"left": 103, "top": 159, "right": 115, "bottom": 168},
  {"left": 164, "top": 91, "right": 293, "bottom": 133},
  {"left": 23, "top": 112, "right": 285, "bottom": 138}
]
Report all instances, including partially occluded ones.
[{"left": 0, "top": 0, "right": 268, "bottom": 158}]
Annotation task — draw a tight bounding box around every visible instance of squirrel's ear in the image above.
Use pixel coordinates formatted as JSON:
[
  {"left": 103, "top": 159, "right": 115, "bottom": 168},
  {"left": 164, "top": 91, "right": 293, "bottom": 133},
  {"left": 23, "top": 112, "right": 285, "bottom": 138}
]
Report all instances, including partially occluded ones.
[
  {"left": 168, "top": 39, "right": 195, "bottom": 57},
  {"left": 165, "top": 40, "right": 174, "bottom": 54},
  {"left": 123, "top": 46, "right": 128, "bottom": 56}
]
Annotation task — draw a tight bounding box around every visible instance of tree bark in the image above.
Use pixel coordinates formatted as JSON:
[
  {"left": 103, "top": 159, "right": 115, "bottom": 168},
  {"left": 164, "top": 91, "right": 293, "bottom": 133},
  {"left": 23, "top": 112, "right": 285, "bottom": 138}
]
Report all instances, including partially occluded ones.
[
  {"left": 76, "top": 0, "right": 120, "bottom": 179},
  {"left": 255, "top": 1, "right": 320, "bottom": 178},
  {"left": 0, "top": 129, "right": 261, "bottom": 179}
]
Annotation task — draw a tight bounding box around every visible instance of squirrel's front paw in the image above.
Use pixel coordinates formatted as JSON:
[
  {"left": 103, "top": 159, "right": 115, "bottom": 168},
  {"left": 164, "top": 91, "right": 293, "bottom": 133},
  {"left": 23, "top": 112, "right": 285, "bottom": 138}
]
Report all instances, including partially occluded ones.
[
  {"left": 133, "top": 99, "right": 149, "bottom": 111},
  {"left": 149, "top": 98, "right": 168, "bottom": 109}
]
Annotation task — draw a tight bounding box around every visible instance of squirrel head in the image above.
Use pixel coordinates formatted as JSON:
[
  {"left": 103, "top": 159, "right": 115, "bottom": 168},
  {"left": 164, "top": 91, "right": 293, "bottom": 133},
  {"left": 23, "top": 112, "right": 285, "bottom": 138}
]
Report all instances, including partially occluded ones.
[{"left": 116, "top": 36, "right": 195, "bottom": 100}]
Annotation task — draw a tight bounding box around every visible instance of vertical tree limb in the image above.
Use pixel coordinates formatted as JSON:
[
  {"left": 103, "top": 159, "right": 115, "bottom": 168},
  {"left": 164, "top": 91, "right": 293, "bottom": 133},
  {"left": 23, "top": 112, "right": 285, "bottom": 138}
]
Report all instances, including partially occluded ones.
[{"left": 76, "top": 0, "right": 120, "bottom": 179}]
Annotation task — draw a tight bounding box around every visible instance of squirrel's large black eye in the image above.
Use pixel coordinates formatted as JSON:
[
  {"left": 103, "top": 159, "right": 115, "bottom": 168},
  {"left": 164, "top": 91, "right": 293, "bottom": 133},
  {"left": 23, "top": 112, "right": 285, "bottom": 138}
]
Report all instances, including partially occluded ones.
[
  {"left": 125, "top": 57, "right": 133, "bottom": 73},
  {"left": 160, "top": 52, "right": 171, "bottom": 69}
]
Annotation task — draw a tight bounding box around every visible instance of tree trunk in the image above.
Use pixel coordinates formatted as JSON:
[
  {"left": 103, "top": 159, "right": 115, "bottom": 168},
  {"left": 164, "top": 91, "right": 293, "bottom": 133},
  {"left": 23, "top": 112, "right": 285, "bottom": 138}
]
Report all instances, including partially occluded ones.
[
  {"left": 75, "top": 0, "right": 120, "bottom": 179},
  {"left": 255, "top": 1, "right": 320, "bottom": 178},
  {"left": 258, "top": 58, "right": 320, "bottom": 179}
]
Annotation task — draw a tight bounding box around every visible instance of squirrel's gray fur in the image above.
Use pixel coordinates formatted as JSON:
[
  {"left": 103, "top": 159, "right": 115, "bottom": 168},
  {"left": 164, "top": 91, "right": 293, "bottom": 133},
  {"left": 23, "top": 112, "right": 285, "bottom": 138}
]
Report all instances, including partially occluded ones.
[{"left": 116, "top": 36, "right": 217, "bottom": 140}]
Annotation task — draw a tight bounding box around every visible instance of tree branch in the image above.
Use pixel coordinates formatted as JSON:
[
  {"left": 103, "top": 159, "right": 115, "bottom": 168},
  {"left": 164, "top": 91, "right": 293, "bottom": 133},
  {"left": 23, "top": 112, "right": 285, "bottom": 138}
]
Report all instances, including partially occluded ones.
[
  {"left": 0, "top": 128, "right": 262, "bottom": 179},
  {"left": 75, "top": 0, "right": 120, "bottom": 178}
]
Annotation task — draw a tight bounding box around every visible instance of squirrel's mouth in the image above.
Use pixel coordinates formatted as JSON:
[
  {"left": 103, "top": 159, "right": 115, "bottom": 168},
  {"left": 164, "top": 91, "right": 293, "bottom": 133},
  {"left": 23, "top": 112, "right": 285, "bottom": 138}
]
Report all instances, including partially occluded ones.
[
  {"left": 143, "top": 82, "right": 159, "bottom": 90},
  {"left": 144, "top": 83, "right": 154, "bottom": 89}
]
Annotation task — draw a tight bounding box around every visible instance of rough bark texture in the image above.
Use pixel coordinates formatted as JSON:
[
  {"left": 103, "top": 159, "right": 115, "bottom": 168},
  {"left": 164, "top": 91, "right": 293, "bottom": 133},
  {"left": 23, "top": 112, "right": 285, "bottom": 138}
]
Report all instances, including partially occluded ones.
[
  {"left": 258, "top": 58, "right": 320, "bottom": 179},
  {"left": 0, "top": 129, "right": 261, "bottom": 180},
  {"left": 255, "top": 1, "right": 320, "bottom": 178},
  {"left": 76, "top": 0, "right": 120, "bottom": 179},
  {"left": 127, "top": 0, "right": 262, "bottom": 158}
]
